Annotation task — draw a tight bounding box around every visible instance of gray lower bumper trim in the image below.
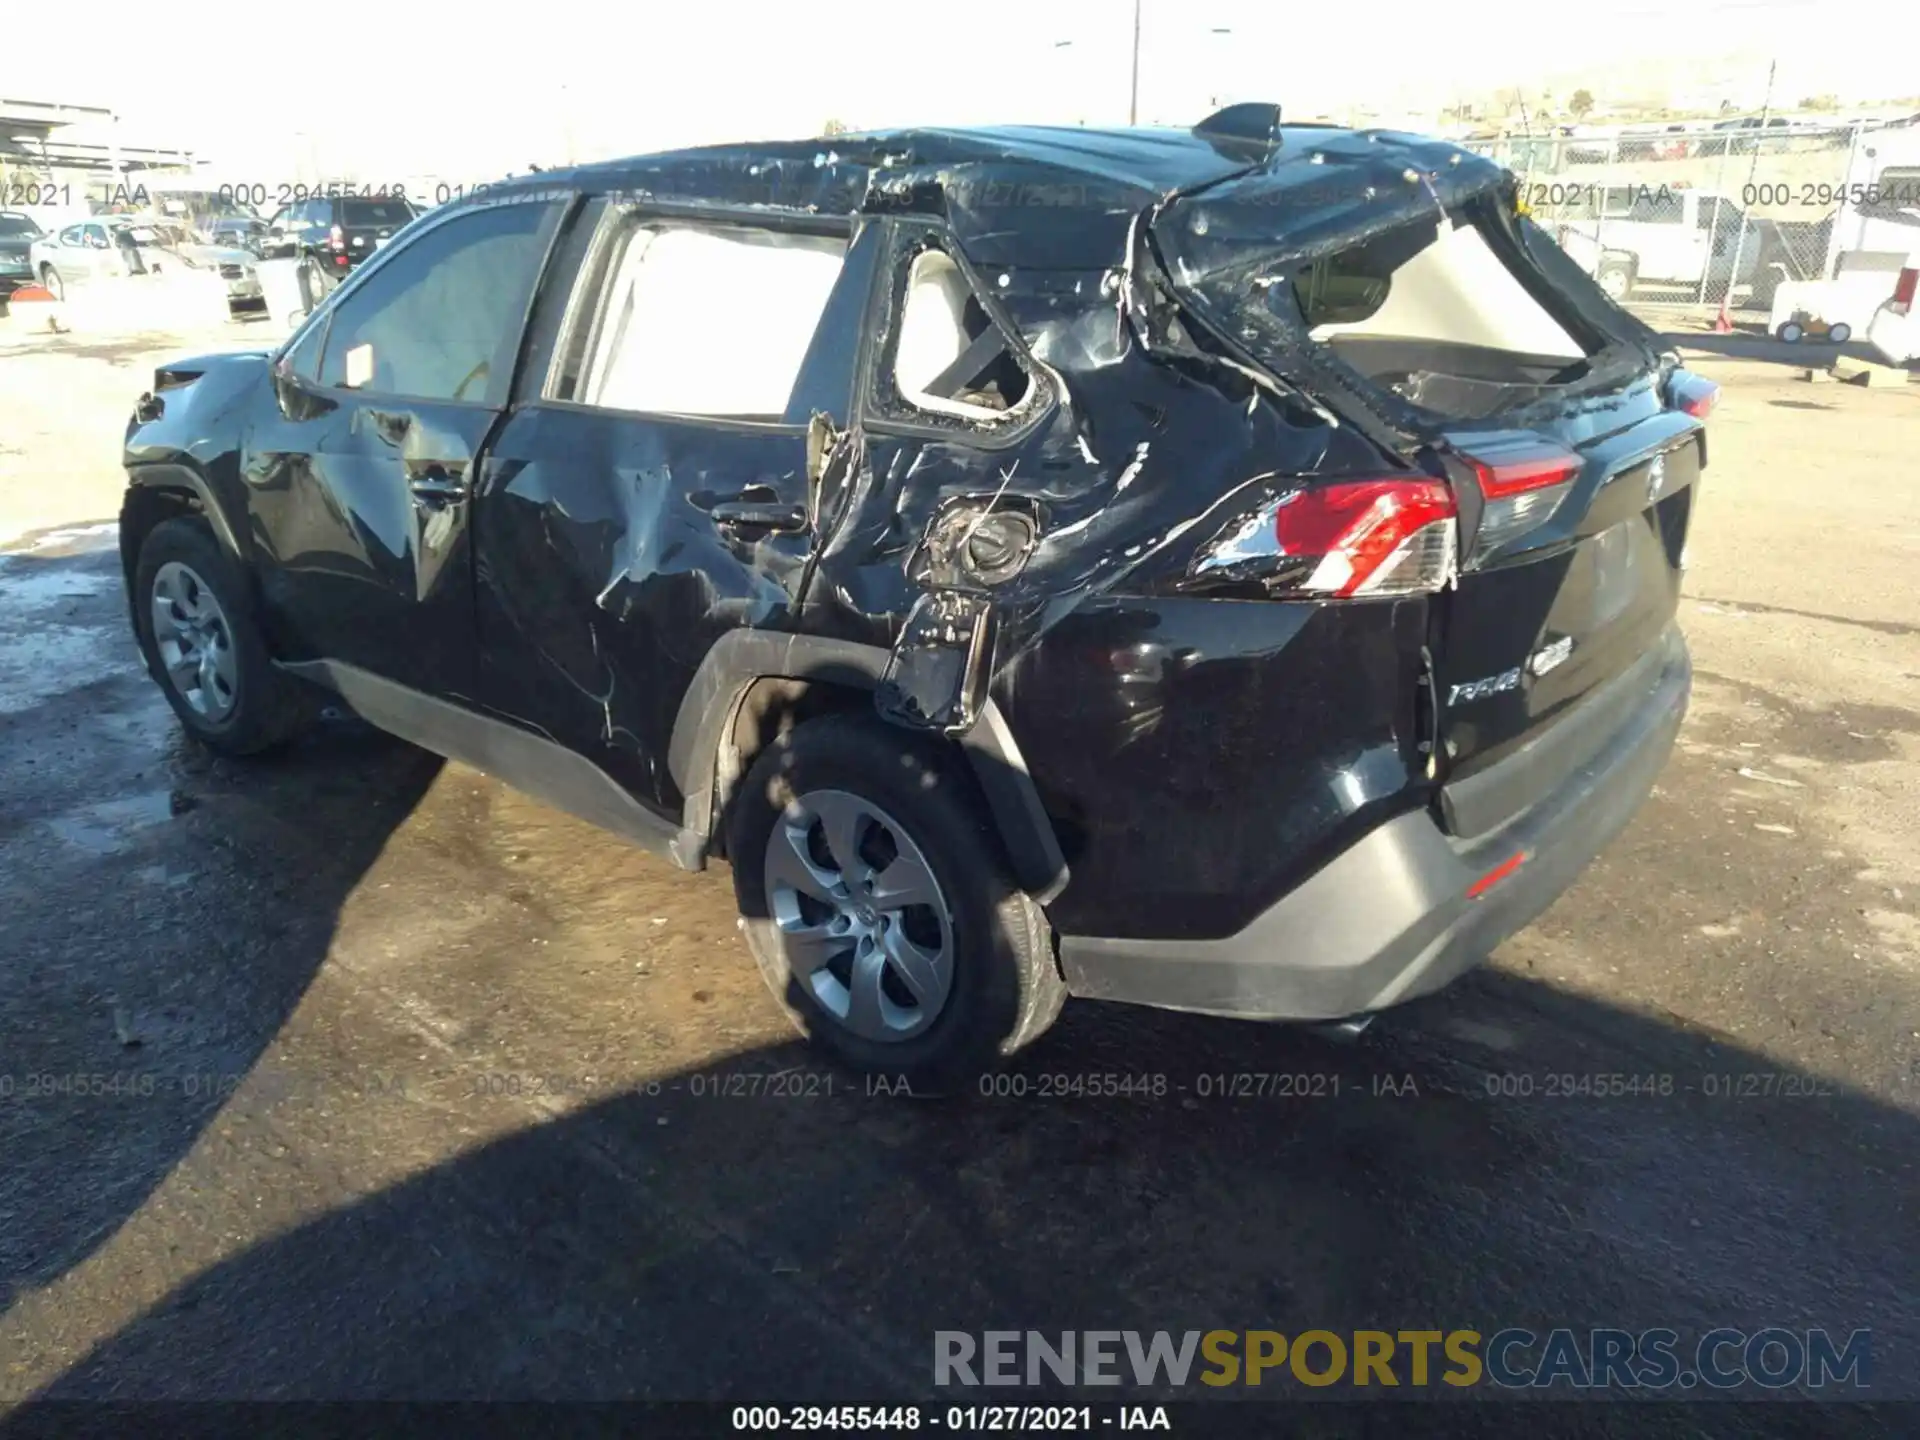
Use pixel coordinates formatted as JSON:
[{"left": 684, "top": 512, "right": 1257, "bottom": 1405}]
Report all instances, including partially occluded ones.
[{"left": 1057, "top": 627, "right": 1691, "bottom": 1021}]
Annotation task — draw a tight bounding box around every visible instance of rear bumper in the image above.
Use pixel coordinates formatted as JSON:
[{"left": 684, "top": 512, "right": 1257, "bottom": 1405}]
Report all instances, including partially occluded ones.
[{"left": 1056, "top": 625, "right": 1691, "bottom": 1021}]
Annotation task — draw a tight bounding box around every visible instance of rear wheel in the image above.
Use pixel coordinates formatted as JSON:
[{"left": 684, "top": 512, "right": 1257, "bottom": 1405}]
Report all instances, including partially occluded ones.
[
  {"left": 1596, "top": 260, "right": 1634, "bottom": 301},
  {"left": 1827, "top": 322, "right": 1852, "bottom": 345},
  {"left": 39, "top": 265, "right": 63, "bottom": 301},
  {"left": 1776, "top": 321, "right": 1804, "bottom": 343},
  {"left": 133, "top": 516, "right": 310, "bottom": 755},
  {"left": 727, "top": 713, "right": 1065, "bottom": 1095}
]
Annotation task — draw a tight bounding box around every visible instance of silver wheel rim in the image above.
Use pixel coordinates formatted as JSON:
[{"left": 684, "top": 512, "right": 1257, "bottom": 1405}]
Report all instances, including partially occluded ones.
[
  {"left": 763, "top": 788, "right": 955, "bottom": 1043},
  {"left": 151, "top": 561, "right": 239, "bottom": 722},
  {"left": 1600, "top": 270, "right": 1628, "bottom": 298}
]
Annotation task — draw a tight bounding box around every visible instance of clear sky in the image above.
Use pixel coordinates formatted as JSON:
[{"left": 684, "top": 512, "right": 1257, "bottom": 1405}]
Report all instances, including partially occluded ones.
[{"left": 22, "top": 0, "right": 1915, "bottom": 181}]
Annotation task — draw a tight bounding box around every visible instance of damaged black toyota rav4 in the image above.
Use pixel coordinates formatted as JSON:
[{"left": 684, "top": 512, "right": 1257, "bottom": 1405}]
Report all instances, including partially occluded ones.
[{"left": 121, "top": 105, "right": 1711, "bottom": 1091}]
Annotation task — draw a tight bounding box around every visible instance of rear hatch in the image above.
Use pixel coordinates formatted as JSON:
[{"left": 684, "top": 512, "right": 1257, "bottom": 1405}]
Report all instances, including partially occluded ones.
[
  {"left": 1423, "top": 389, "right": 1703, "bottom": 833},
  {"left": 338, "top": 198, "right": 414, "bottom": 261},
  {"left": 1148, "top": 134, "right": 1712, "bottom": 833}
]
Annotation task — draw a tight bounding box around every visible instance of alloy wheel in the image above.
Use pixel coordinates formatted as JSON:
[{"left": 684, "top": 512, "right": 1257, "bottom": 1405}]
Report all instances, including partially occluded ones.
[
  {"left": 763, "top": 789, "right": 956, "bottom": 1042},
  {"left": 150, "top": 561, "right": 238, "bottom": 722}
]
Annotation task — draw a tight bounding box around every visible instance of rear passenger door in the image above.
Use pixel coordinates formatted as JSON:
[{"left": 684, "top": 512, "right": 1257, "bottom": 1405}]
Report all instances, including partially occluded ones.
[{"left": 473, "top": 203, "right": 877, "bottom": 817}]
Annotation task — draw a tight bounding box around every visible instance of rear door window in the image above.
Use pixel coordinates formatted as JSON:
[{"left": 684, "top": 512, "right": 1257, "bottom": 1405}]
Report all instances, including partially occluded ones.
[
  {"left": 317, "top": 199, "right": 559, "bottom": 404},
  {"left": 566, "top": 219, "right": 848, "bottom": 419}
]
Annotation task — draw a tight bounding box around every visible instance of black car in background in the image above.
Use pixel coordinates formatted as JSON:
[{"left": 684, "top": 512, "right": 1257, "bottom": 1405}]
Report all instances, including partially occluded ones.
[
  {"left": 207, "top": 215, "right": 272, "bottom": 255},
  {"left": 117, "top": 106, "right": 1712, "bottom": 1091},
  {"left": 260, "top": 194, "right": 418, "bottom": 295},
  {"left": 0, "top": 210, "right": 44, "bottom": 300}
]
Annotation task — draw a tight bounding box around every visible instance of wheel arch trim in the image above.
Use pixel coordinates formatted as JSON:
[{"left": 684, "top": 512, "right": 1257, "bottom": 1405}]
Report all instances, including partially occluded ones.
[
  {"left": 123, "top": 463, "right": 247, "bottom": 563},
  {"left": 668, "top": 630, "right": 1071, "bottom": 903}
]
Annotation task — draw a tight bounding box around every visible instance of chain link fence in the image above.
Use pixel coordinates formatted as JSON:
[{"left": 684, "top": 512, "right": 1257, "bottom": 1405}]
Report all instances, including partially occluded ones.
[{"left": 1459, "top": 123, "right": 1888, "bottom": 316}]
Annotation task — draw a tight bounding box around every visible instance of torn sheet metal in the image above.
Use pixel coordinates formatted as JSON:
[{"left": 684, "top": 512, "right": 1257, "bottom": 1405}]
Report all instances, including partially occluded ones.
[{"left": 467, "top": 110, "right": 1627, "bottom": 766}]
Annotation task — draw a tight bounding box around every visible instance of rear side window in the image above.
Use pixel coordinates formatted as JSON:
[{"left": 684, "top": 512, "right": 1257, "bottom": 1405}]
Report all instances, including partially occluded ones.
[
  {"left": 863, "top": 228, "right": 1043, "bottom": 435},
  {"left": 568, "top": 220, "right": 847, "bottom": 419},
  {"left": 318, "top": 199, "right": 557, "bottom": 404},
  {"left": 891, "top": 247, "right": 1033, "bottom": 420}
]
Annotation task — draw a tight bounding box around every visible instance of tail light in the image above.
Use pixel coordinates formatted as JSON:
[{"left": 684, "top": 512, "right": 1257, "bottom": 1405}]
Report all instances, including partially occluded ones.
[
  {"left": 1454, "top": 435, "right": 1584, "bottom": 561},
  {"left": 329, "top": 224, "right": 345, "bottom": 249},
  {"left": 1667, "top": 368, "right": 1720, "bottom": 418},
  {"left": 1891, "top": 266, "right": 1918, "bottom": 317},
  {"left": 1191, "top": 478, "right": 1458, "bottom": 598}
]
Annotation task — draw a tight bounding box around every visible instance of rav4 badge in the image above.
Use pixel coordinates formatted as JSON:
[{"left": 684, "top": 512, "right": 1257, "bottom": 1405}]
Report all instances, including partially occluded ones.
[
  {"left": 1449, "top": 637, "right": 1574, "bottom": 705},
  {"left": 1448, "top": 667, "right": 1521, "bottom": 705}
]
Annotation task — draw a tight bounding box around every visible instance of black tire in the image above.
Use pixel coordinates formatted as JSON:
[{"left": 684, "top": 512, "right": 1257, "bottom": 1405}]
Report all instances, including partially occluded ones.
[
  {"left": 40, "top": 265, "right": 63, "bottom": 301},
  {"left": 727, "top": 713, "right": 1066, "bottom": 1095},
  {"left": 132, "top": 516, "right": 311, "bottom": 755}
]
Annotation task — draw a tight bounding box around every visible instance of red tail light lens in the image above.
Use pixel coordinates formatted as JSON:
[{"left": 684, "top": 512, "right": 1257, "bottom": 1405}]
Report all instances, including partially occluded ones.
[
  {"left": 1891, "top": 266, "right": 1917, "bottom": 317},
  {"left": 1454, "top": 436, "right": 1585, "bottom": 561},
  {"left": 1192, "top": 478, "right": 1458, "bottom": 598},
  {"left": 1468, "top": 450, "right": 1582, "bottom": 499},
  {"left": 1668, "top": 369, "right": 1720, "bottom": 418}
]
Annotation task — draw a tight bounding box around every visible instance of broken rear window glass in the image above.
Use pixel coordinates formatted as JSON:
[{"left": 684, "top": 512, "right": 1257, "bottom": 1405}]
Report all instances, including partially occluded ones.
[
  {"left": 1280, "top": 213, "right": 1599, "bottom": 417},
  {"left": 571, "top": 222, "right": 847, "bottom": 420},
  {"left": 892, "top": 247, "right": 1033, "bottom": 422}
]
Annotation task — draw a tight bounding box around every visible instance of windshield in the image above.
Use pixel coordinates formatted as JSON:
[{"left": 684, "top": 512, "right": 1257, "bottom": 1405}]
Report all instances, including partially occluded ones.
[{"left": 0, "top": 214, "right": 42, "bottom": 239}]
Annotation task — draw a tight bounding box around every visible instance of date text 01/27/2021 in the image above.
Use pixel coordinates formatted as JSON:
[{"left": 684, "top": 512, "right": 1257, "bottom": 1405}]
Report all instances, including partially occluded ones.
[{"left": 730, "top": 1406, "right": 1171, "bottom": 1432}]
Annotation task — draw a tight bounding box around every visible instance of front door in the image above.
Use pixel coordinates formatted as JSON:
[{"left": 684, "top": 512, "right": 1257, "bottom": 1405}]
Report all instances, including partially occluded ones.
[{"left": 241, "top": 194, "right": 567, "bottom": 702}]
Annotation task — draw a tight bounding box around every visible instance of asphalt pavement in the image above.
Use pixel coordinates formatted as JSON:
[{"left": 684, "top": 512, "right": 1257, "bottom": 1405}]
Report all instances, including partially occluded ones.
[{"left": 0, "top": 332, "right": 1914, "bottom": 1435}]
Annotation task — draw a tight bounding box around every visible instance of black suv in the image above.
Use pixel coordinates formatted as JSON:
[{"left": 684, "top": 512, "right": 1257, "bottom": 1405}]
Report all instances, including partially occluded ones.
[
  {"left": 120, "top": 106, "right": 1709, "bottom": 1090},
  {"left": 260, "top": 193, "right": 418, "bottom": 295}
]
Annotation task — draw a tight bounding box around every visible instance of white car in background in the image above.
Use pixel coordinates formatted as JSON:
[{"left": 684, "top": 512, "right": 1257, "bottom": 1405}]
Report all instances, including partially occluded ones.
[
  {"left": 28, "top": 216, "right": 262, "bottom": 308},
  {"left": 1552, "top": 188, "right": 1764, "bottom": 300}
]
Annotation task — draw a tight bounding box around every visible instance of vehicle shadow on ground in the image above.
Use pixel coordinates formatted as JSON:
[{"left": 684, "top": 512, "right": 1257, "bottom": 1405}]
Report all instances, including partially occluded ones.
[
  {"left": 0, "top": 543, "right": 444, "bottom": 1325},
  {"left": 13, "top": 967, "right": 1916, "bottom": 1431}
]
